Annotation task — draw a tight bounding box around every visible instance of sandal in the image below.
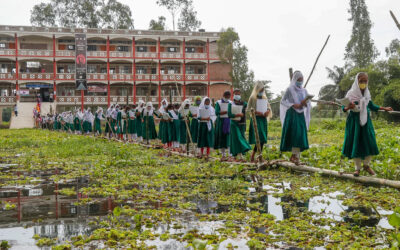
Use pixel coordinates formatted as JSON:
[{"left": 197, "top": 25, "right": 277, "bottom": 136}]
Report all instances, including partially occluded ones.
[
  {"left": 353, "top": 170, "right": 360, "bottom": 177},
  {"left": 363, "top": 165, "right": 376, "bottom": 176}
]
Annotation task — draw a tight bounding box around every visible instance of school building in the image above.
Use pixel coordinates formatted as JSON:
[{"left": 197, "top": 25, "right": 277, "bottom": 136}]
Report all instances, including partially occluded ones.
[{"left": 0, "top": 25, "right": 232, "bottom": 112}]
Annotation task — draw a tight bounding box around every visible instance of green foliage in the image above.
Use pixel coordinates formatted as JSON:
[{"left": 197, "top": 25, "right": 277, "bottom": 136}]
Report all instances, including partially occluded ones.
[
  {"left": 30, "top": 0, "right": 134, "bottom": 29},
  {"left": 149, "top": 16, "right": 167, "bottom": 31},
  {"left": 0, "top": 240, "right": 11, "bottom": 249},
  {"left": 345, "top": 0, "right": 379, "bottom": 67}
]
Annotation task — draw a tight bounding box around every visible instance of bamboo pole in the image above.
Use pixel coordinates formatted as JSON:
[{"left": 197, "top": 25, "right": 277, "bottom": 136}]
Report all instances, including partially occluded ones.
[
  {"left": 258, "top": 160, "right": 400, "bottom": 189},
  {"left": 250, "top": 108, "right": 262, "bottom": 163},
  {"left": 390, "top": 10, "right": 400, "bottom": 31},
  {"left": 304, "top": 35, "right": 331, "bottom": 88}
]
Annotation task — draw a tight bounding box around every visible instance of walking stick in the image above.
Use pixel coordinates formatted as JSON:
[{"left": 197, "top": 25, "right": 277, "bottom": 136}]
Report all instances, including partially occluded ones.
[
  {"left": 304, "top": 35, "right": 331, "bottom": 88},
  {"left": 250, "top": 108, "right": 263, "bottom": 163},
  {"left": 174, "top": 81, "right": 194, "bottom": 155}
]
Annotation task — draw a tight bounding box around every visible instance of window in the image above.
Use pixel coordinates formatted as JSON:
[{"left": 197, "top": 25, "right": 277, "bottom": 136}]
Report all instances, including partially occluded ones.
[
  {"left": 101, "top": 68, "right": 107, "bottom": 74},
  {"left": 136, "top": 46, "right": 147, "bottom": 52},
  {"left": 136, "top": 66, "right": 146, "bottom": 74},
  {"left": 87, "top": 45, "right": 97, "bottom": 51},
  {"left": 120, "top": 65, "right": 130, "bottom": 74},
  {"left": 151, "top": 68, "right": 157, "bottom": 74},
  {"left": 185, "top": 47, "right": 195, "bottom": 53},
  {"left": 0, "top": 43, "right": 5, "bottom": 48},
  {"left": 186, "top": 66, "right": 195, "bottom": 74},
  {"left": 67, "top": 45, "right": 75, "bottom": 50},
  {"left": 88, "top": 65, "right": 97, "bottom": 73},
  {"left": 109, "top": 68, "right": 115, "bottom": 74},
  {"left": 58, "top": 67, "right": 64, "bottom": 73},
  {"left": 67, "top": 65, "right": 75, "bottom": 73},
  {"left": 27, "top": 61, "right": 41, "bottom": 68},
  {"left": 119, "top": 88, "right": 128, "bottom": 96},
  {"left": 167, "top": 47, "right": 178, "bottom": 52},
  {"left": 20, "top": 43, "right": 47, "bottom": 50},
  {"left": 117, "top": 46, "right": 129, "bottom": 52}
]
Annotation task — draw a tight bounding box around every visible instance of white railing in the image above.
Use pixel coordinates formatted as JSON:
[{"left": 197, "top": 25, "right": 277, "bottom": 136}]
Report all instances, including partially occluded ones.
[
  {"left": 110, "top": 74, "right": 132, "bottom": 81},
  {"left": 56, "top": 73, "right": 74, "bottom": 80},
  {"left": 87, "top": 51, "right": 107, "bottom": 57},
  {"left": 55, "top": 50, "right": 75, "bottom": 57},
  {"left": 110, "top": 96, "right": 134, "bottom": 104},
  {"left": 87, "top": 73, "right": 107, "bottom": 81},
  {"left": 135, "top": 96, "right": 158, "bottom": 103},
  {"left": 135, "top": 74, "right": 159, "bottom": 81},
  {"left": 135, "top": 52, "right": 157, "bottom": 58},
  {"left": 0, "top": 49, "right": 16, "bottom": 56},
  {"left": 20, "top": 73, "right": 53, "bottom": 80},
  {"left": 161, "top": 96, "right": 182, "bottom": 103},
  {"left": 160, "top": 74, "right": 183, "bottom": 81},
  {"left": 19, "top": 50, "right": 53, "bottom": 57},
  {"left": 57, "top": 96, "right": 81, "bottom": 104},
  {"left": 185, "top": 74, "right": 207, "bottom": 81},
  {"left": 0, "top": 96, "right": 16, "bottom": 105},
  {"left": 160, "top": 52, "right": 182, "bottom": 59},
  {"left": 109, "top": 51, "right": 131, "bottom": 58},
  {"left": 185, "top": 53, "right": 207, "bottom": 59},
  {"left": 84, "top": 96, "right": 108, "bottom": 104},
  {"left": 0, "top": 73, "right": 16, "bottom": 80}
]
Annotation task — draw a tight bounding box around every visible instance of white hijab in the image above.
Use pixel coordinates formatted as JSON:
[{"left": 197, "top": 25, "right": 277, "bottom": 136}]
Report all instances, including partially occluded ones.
[
  {"left": 345, "top": 72, "right": 371, "bottom": 126},
  {"left": 144, "top": 102, "right": 154, "bottom": 116},
  {"left": 199, "top": 97, "right": 215, "bottom": 131},
  {"left": 179, "top": 99, "right": 191, "bottom": 116},
  {"left": 137, "top": 100, "right": 145, "bottom": 113},
  {"left": 280, "top": 71, "right": 311, "bottom": 130},
  {"left": 159, "top": 98, "right": 169, "bottom": 114}
]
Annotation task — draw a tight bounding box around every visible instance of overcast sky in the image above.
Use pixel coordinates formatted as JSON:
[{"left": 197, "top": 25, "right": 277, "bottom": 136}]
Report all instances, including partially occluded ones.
[{"left": 1, "top": 0, "right": 400, "bottom": 97}]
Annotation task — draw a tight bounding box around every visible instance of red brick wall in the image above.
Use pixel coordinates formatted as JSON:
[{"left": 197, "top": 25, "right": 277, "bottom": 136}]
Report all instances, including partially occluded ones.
[
  {"left": 209, "top": 83, "right": 231, "bottom": 102},
  {"left": 209, "top": 62, "right": 231, "bottom": 82}
]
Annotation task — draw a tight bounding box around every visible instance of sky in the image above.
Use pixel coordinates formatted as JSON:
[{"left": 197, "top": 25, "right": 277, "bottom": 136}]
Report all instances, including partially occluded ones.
[{"left": 1, "top": 0, "right": 400, "bottom": 97}]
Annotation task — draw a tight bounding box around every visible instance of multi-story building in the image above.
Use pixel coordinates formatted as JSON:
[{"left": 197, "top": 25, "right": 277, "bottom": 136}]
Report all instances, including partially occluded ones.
[{"left": 0, "top": 25, "right": 232, "bottom": 111}]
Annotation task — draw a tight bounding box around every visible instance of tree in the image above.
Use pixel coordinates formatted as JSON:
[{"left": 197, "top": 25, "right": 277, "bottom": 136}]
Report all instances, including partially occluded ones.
[
  {"left": 30, "top": 0, "right": 134, "bottom": 29},
  {"left": 99, "top": 0, "right": 134, "bottom": 30},
  {"left": 318, "top": 66, "right": 347, "bottom": 100},
  {"left": 177, "top": 3, "right": 202, "bottom": 31},
  {"left": 156, "top": 0, "right": 189, "bottom": 30},
  {"left": 149, "top": 16, "right": 167, "bottom": 31},
  {"left": 385, "top": 39, "right": 400, "bottom": 59},
  {"left": 217, "top": 27, "right": 262, "bottom": 102},
  {"left": 344, "top": 0, "right": 379, "bottom": 68}
]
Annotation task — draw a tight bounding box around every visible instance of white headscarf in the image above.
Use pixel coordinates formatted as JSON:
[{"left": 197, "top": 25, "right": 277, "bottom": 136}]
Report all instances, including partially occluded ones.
[
  {"left": 280, "top": 71, "right": 311, "bottom": 130},
  {"left": 247, "top": 81, "right": 273, "bottom": 120},
  {"left": 159, "top": 98, "right": 169, "bottom": 114},
  {"left": 199, "top": 97, "right": 215, "bottom": 131},
  {"left": 137, "top": 100, "right": 145, "bottom": 113},
  {"left": 144, "top": 102, "right": 154, "bottom": 116},
  {"left": 345, "top": 72, "right": 371, "bottom": 126},
  {"left": 179, "top": 99, "right": 191, "bottom": 116}
]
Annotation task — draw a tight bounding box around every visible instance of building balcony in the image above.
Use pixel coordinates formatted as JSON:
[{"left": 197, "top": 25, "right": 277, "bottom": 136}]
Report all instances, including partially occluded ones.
[
  {"left": 87, "top": 73, "right": 107, "bottom": 81},
  {"left": 87, "top": 51, "right": 107, "bottom": 57},
  {"left": 160, "top": 52, "right": 182, "bottom": 59},
  {"left": 110, "top": 96, "right": 133, "bottom": 104},
  {"left": 185, "top": 74, "right": 207, "bottom": 81},
  {"left": 135, "top": 74, "right": 159, "bottom": 81},
  {"left": 18, "top": 50, "right": 53, "bottom": 57},
  {"left": 56, "top": 73, "right": 75, "bottom": 81},
  {"left": 160, "top": 96, "right": 182, "bottom": 103},
  {"left": 56, "top": 96, "right": 81, "bottom": 105},
  {"left": 0, "top": 49, "right": 16, "bottom": 56},
  {"left": 55, "top": 50, "right": 75, "bottom": 57},
  {"left": 160, "top": 74, "right": 183, "bottom": 81},
  {"left": 0, "top": 96, "right": 16, "bottom": 105},
  {"left": 135, "top": 52, "right": 157, "bottom": 58},
  {"left": 19, "top": 73, "right": 53, "bottom": 81},
  {"left": 185, "top": 53, "right": 207, "bottom": 60},
  {"left": 0, "top": 73, "right": 16, "bottom": 80},
  {"left": 84, "top": 96, "right": 108, "bottom": 104},
  {"left": 110, "top": 74, "right": 133, "bottom": 81},
  {"left": 135, "top": 96, "right": 158, "bottom": 103},
  {"left": 109, "top": 51, "right": 131, "bottom": 58}
]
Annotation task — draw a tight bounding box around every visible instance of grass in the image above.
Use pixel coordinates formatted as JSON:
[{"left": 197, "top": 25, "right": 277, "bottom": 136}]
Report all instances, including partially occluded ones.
[{"left": 1, "top": 119, "right": 400, "bottom": 248}]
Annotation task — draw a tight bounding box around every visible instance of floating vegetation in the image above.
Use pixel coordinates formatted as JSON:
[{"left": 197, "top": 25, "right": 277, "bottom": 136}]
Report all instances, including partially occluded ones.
[{"left": 0, "top": 125, "right": 399, "bottom": 249}]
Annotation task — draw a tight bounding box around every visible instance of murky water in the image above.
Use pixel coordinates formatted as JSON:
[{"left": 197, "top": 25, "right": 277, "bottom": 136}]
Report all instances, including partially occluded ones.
[{"left": 0, "top": 167, "right": 393, "bottom": 249}]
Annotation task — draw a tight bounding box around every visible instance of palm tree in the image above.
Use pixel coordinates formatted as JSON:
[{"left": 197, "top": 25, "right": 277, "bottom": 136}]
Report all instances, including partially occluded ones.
[{"left": 318, "top": 66, "right": 346, "bottom": 100}]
